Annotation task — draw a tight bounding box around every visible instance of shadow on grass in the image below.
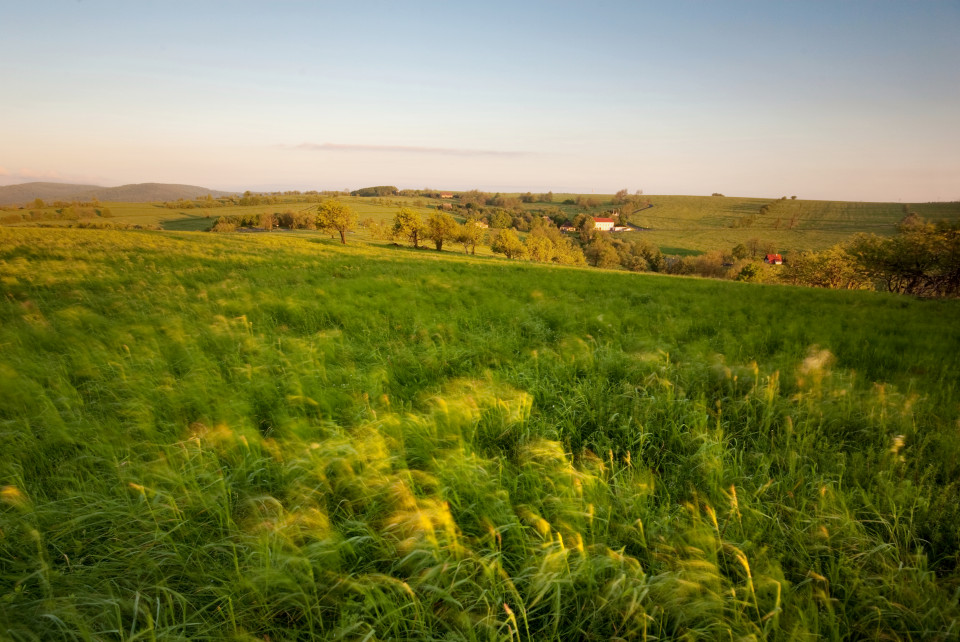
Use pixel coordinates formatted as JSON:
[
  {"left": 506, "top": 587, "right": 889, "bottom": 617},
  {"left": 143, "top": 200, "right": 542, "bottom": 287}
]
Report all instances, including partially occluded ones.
[
  {"left": 660, "top": 246, "right": 704, "bottom": 256},
  {"left": 161, "top": 215, "right": 216, "bottom": 231}
]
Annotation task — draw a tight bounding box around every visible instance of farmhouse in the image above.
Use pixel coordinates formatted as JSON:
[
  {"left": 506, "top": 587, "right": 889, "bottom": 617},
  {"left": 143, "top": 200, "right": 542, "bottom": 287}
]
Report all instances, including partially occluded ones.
[
  {"left": 593, "top": 217, "right": 615, "bottom": 231},
  {"left": 559, "top": 224, "right": 576, "bottom": 232},
  {"left": 765, "top": 254, "right": 783, "bottom": 265},
  {"left": 440, "top": 193, "right": 454, "bottom": 199}
]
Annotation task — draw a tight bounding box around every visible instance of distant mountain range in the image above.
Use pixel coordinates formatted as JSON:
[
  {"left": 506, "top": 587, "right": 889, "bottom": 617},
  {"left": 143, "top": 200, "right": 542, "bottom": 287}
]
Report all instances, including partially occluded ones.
[{"left": 0, "top": 182, "right": 235, "bottom": 206}]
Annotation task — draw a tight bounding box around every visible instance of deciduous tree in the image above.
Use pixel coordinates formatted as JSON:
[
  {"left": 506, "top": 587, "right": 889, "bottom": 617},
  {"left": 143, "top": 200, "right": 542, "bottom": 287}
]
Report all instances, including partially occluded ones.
[
  {"left": 316, "top": 200, "right": 357, "bottom": 243},
  {"left": 456, "top": 220, "right": 486, "bottom": 255},
  {"left": 426, "top": 212, "right": 457, "bottom": 251},
  {"left": 259, "top": 212, "right": 275, "bottom": 231},
  {"left": 490, "top": 209, "right": 513, "bottom": 229},
  {"left": 491, "top": 229, "right": 525, "bottom": 259},
  {"left": 393, "top": 207, "right": 425, "bottom": 248}
]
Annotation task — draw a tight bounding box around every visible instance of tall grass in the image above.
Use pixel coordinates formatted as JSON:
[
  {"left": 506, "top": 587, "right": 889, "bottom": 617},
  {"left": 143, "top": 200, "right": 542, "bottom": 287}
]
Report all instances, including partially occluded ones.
[{"left": 1, "top": 227, "right": 958, "bottom": 640}]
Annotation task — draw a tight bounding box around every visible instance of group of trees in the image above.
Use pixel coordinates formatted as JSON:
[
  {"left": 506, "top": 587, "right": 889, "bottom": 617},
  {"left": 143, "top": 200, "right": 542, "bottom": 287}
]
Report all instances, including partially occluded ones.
[
  {"left": 490, "top": 227, "right": 586, "bottom": 265},
  {"left": 581, "top": 233, "right": 665, "bottom": 272},
  {"left": 351, "top": 186, "right": 399, "bottom": 197},
  {"left": 784, "top": 217, "right": 960, "bottom": 297},
  {"left": 1, "top": 205, "right": 114, "bottom": 225},
  {"left": 163, "top": 195, "right": 229, "bottom": 209},
  {"left": 392, "top": 209, "right": 485, "bottom": 254},
  {"left": 211, "top": 202, "right": 355, "bottom": 239}
]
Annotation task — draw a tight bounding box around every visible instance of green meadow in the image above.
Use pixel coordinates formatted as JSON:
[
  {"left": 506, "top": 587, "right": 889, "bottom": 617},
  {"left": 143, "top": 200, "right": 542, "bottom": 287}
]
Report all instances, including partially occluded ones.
[
  {"left": 10, "top": 193, "right": 960, "bottom": 256},
  {"left": 1, "top": 227, "right": 960, "bottom": 640},
  {"left": 620, "top": 196, "right": 913, "bottom": 253}
]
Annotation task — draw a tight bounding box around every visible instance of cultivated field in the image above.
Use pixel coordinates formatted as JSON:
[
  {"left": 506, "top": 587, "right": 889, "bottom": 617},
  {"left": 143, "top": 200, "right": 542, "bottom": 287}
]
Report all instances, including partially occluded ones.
[{"left": 1, "top": 227, "right": 958, "bottom": 639}]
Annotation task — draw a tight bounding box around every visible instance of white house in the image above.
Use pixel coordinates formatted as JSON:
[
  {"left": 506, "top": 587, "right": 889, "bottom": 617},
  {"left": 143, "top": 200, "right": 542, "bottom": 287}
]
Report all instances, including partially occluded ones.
[{"left": 593, "top": 217, "right": 615, "bottom": 231}]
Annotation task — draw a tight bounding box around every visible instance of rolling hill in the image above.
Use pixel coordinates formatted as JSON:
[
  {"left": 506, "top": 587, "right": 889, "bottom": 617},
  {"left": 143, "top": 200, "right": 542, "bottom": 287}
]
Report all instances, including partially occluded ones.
[{"left": 0, "top": 181, "right": 234, "bottom": 205}]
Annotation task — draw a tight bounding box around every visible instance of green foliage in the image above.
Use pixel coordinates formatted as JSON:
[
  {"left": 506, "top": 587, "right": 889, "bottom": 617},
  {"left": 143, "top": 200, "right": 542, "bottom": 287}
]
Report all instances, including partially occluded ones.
[
  {"left": 316, "top": 200, "right": 358, "bottom": 244},
  {"left": 522, "top": 227, "right": 586, "bottom": 266},
  {"left": 490, "top": 209, "right": 512, "bottom": 229},
  {"left": 277, "top": 209, "right": 317, "bottom": 230},
  {"left": 393, "top": 207, "right": 425, "bottom": 248},
  {"left": 426, "top": 212, "right": 458, "bottom": 251},
  {"left": 848, "top": 219, "right": 960, "bottom": 296},
  {"left": 0, "top": 228, "right": 959, "bottom": 639},
  {"left": 455, "top": 220, "right": 486, "bottom": 255},
  {"left": 490, "top": 228, "right": 525, "bottom": 259},
  {"left": 783, "top": 245, "right": 870, "bottom": 290},
  {"left": 584, "top": 234, "right": 620, "bottom": 269},
  {"left": 350, "top": 185, "right": 399, "bottom": 197},
  {"left": 736, "top": 262, "right": 764, "bottom": 282}
]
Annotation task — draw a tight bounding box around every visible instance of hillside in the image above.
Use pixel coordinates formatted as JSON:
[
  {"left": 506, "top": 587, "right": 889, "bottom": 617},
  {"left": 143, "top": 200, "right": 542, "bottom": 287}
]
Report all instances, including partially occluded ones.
[
  {"left": 617, "top": 195, "right": 945, "bottom": 253},
  {"left": 0, "top": 181, "right": 104, "bottom": 205},
  {"left": 0, "top": 181, "right": 234, "bottom": 205},
  {"left": 513, "top": 194, "right": 960, "bottom": 254},
  {"left": 1, "top": 227, "right": 958, "bottom": 639}
]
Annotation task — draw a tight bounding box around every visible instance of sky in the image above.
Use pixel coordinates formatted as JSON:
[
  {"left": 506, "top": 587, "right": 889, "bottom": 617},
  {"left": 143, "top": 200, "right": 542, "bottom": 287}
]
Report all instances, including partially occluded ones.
[{"left": 1, "top": 0, "right": 958, "bottom": 201}]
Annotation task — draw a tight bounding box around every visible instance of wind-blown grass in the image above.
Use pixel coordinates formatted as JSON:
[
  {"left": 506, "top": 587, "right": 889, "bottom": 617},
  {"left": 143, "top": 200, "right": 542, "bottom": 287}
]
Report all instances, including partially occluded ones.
[{"left": 1, "top": 228, "right": 958, "bottom": 640}]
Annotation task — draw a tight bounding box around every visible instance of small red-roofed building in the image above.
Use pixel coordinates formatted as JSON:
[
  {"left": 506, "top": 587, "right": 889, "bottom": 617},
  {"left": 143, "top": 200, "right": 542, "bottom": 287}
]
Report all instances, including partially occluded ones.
[
  {"left": 765, "top": 253, "right": 783, "bottom": 265},
  {"left": 593, "top": 217, "right": 615, "bottom": 231}
]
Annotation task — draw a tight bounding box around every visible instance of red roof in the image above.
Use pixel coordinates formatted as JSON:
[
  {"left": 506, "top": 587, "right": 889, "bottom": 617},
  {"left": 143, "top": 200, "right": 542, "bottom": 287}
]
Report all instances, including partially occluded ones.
[{"left": 593, "top": 217, "right": 615, "bottom": 223}]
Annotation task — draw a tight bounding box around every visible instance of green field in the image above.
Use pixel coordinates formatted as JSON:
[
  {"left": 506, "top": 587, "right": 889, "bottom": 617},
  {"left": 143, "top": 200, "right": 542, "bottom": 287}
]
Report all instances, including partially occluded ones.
[
  {"left": 1, "top": 227, "right": 959, "bottom": 639},
  {"left": 620, "top": 196, "right": 911, "bottom": 253},
  {"left": 8, "top": 192, "right": 960, "bottom": 255},
  {"left": 510, "top": 193, "right": 959, "bottom": 254},
  {"left": 4, "top": 198, "right": 437, "bottom": 234}
]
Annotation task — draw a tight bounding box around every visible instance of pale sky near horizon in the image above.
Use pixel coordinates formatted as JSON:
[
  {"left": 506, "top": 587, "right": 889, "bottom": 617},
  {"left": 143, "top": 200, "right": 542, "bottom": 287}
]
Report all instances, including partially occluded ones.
[{"left": 1, "top": 0, "right": 958, "bottom": 201}]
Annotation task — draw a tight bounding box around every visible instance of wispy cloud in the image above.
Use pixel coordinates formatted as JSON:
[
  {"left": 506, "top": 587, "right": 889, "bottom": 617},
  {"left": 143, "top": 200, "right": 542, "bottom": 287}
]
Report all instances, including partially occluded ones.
[{"left": 284, "top": 142, "right": 530, "bottom": 157}]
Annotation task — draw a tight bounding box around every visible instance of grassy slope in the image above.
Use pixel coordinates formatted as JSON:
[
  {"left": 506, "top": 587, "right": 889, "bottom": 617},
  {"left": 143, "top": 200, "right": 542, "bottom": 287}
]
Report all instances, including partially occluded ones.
[{"left": 1, "top": 228, "right": 960, "bottom": 639}]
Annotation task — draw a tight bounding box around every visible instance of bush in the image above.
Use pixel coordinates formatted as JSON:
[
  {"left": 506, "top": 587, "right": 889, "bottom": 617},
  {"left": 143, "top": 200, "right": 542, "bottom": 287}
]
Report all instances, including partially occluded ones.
[
  {"left": 211, "top": 218, "right": 237, "bottom": 233},
  {"left": 735, "top": 262, "right": 764, "bottom": 282}
]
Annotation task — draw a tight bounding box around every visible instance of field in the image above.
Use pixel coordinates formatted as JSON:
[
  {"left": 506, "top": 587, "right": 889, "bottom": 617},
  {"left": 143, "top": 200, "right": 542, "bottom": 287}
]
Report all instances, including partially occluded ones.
[
  {"left": 620, "top": 197, "right": 913, "bottom": 254},
  {"left": 2, "top": 199, "right": 435, "bottom": 234},
  {"left": 8, "top": 193, "right": 960, "bottom": 256},
  {"left": 1, "top": 227, "right": 959, "bottom": 639}
]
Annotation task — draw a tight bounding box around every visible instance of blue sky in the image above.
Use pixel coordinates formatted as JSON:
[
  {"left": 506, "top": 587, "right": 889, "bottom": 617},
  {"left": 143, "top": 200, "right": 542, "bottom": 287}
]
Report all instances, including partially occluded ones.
[{"left": 1, "top": 0, "right": 957, "bottom": 201}]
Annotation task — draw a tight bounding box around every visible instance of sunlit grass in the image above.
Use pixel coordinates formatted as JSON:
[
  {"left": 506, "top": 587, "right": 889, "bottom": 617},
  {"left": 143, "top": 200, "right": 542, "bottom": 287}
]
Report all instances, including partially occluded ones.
[{"left": 1, "top": 227, "right": 959, "bottom": 639}]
